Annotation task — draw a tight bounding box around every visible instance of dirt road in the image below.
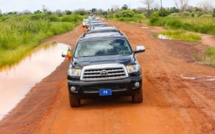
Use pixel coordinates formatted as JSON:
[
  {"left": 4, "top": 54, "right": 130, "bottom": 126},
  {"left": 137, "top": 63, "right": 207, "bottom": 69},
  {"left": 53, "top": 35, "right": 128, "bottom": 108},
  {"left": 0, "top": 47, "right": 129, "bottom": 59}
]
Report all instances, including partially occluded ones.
[{"left": 0, "top": 21, "right": 215, "bottom": 134}]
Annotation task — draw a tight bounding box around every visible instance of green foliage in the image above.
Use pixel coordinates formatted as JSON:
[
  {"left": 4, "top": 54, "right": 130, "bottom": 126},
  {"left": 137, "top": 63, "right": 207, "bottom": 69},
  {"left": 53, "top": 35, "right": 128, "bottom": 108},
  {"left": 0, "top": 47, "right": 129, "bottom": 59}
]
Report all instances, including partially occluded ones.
[
  {"left": 205, "top": 47, "right": 215, "bottom": 57},
  {"left": 117, "top": 10, "right": 135, "bottom": 18},
  {"left": 73, "top": 9, "right": 88, "bottom": 15},
  {"left": 65, "top": 10, "right": 72, "bottom": 15},
  {"left": 155, "top": 30, "right": 201, "bottom": 42},
  {"left": 113, "top": 13, "right": 145, "bottom": 23},
  {"left": 179, "top": 11, "right": 192, "bottom": 17},
  {"left": 149, "top": 12, "right": 159, "bottom": 25},
  {"left": 110, "top": 10, "right": 146, "bottom": 23},
  {"left": 0, "top": 14, "right": 82, "bottom": 68},
  {"left": 121, "top": 4, "right": 128, "bottom": 10},
  {"left": 199, "top": 14, "right": 212, "bottom": 18},
  {"left": 195, "top": 47, "right": 215, "bottom": 66},
  {"left": 61, "top": 14, "right": 84, "bottom": 23},
  {"left": 159, "top": 8, "right": 171, "bottom": 17},
  {"left": 150, "top": 16, "right": 215, "bottom": 35}
]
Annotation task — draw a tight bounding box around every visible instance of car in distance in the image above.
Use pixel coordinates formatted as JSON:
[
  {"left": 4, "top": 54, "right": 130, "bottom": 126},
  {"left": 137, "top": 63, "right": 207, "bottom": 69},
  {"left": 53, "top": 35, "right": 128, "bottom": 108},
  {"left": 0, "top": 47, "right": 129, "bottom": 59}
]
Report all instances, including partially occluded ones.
[
  {"left": 87, "top": 26, "right": 118, "bottom": 34},
  {"left": 62, "top": 29, "right": 145, "bottom": 107},
  {"left": 82, "top": 19, "right": 88, "bottom": 28},
  {"left": 87, "top": 23, "right": 107, "bottom": 31}
]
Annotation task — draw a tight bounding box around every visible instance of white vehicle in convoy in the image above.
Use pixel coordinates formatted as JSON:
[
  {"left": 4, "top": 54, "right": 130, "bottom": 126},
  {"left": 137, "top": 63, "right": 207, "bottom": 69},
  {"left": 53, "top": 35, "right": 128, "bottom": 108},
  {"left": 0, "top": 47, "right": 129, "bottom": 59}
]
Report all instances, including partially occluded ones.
[{"left": 82, "top": 19, "right": 88, "bottom": 28}]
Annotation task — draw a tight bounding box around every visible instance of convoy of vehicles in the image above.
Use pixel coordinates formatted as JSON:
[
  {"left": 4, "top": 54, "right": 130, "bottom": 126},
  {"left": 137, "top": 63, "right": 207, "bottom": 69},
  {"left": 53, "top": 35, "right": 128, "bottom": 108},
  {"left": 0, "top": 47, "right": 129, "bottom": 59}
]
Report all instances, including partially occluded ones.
[{"left": 62, "top": 17, "right": 145, "bottom": 107}]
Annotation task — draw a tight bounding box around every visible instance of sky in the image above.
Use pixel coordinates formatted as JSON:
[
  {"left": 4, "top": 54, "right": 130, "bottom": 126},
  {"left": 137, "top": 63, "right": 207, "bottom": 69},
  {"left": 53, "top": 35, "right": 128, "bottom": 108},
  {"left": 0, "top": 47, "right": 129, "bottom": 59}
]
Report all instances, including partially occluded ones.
[{"left": 0, "top": 0, "right": 214, "bottom": 13}]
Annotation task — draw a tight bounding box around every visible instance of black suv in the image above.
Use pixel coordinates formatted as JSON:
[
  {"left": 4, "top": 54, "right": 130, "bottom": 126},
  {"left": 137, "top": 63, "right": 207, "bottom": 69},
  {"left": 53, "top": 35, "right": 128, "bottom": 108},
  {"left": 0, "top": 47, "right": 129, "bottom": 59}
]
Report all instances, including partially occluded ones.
[{"left": 63, "top": 29, "right": 145, "bottom": 107}]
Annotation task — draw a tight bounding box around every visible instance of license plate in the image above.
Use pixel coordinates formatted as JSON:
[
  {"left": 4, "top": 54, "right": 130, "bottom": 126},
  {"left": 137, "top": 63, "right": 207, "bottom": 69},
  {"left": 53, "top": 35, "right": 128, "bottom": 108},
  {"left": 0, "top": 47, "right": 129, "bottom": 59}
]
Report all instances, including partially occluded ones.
[{"left": 99, "top": 88, "right": 112, "bottom": 96}]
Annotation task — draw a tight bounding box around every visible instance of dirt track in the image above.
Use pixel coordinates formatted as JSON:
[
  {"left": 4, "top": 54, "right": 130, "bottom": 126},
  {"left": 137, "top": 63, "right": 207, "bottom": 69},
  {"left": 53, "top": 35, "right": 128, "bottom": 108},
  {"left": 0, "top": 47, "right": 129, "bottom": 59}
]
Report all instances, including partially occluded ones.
[{"left": 0, "top": 21, "right": 215, "bottom": 134}]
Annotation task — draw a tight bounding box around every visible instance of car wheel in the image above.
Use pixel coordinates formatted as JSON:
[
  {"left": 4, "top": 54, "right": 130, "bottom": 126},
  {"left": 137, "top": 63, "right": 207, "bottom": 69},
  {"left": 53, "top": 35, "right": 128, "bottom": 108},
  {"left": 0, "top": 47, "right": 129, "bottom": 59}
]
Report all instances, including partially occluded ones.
[
  {"left": 69, "top": 93, "right": 80, "bottom": 107},
  {"left": 132, "top": 89, "right": 143, "bottom": 103}
]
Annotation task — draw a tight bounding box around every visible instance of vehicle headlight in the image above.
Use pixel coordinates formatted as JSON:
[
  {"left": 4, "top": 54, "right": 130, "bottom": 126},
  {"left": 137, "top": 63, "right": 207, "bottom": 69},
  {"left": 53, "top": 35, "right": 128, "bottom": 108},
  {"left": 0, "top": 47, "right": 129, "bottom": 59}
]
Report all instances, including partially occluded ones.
[
  {"left": 126, "top": 64, "right": 140, "bottom": 73},
  {"left": 68, "top": 68, "right": 82, "bottom": 76}
]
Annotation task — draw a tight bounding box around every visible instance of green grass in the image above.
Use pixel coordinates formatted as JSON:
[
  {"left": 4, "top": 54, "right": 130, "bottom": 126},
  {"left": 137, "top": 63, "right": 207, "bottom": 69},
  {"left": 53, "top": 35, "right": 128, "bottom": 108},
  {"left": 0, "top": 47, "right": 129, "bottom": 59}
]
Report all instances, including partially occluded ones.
[
  {"left": 195, "top": 47, "right": 215, "bottom": 66},
  {"left": 155, "top": 30, "right": 201, "bottom": 42},
  {"left": 0, "top": 14, "right": 84, "bottom": 68},
  {"left": 112, "top": 14, "right": 146, "bottom": 23},
  {"left": 150, "top": 15, "right": 215, "bottom": 35}
]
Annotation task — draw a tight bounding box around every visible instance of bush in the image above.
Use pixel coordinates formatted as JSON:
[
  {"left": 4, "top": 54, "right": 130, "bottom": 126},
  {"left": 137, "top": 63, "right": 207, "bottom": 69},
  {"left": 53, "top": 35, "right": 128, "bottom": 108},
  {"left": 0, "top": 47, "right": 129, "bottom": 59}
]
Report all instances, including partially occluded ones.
[
  {"left": 149, "top": 16, "right": 215, "bottom": 35},
  {"left": 197, "top": 47, "right": 215, "bottom": 66},
  {"left": 179, "top": 11, "right": 191, "bottom": 17},
  {"left": 149, "top": 12, "right": 160, "bottom": 25},
  {"left": 156, "top": 30, "right": 201, "bottom": 42},
  {"left": 0, "top": 13, "right": 81, "bottom": 68},
  {"left": 205, "top": 47, "right": 215, "bottom": 57},
  {"left": 159, "top": 8, "right": 171, "bottom": 17},
  {"left": 199, "top": 14, "right": 212, "bottom": 18},
  {"left": 61, "top": 14, "right": 83, "bottom": 23},
  {"left": 117, "top": 10, "right": 135, "bottom": 18}
]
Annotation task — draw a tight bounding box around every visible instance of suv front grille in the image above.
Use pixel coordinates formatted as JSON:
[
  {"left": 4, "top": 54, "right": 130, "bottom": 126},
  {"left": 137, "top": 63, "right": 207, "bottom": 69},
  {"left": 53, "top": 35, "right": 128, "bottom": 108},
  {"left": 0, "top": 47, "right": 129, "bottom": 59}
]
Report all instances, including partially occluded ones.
[{"left": 81, "top": 64, "right": 128, "bottom": 81}]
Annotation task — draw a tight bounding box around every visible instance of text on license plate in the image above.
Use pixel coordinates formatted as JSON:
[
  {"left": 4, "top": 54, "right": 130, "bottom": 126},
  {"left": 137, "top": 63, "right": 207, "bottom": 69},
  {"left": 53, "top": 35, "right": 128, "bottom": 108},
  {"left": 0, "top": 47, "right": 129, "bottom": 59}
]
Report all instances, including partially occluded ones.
[{"left": 99, "top": 88, "right": 112, "bottom": 96}]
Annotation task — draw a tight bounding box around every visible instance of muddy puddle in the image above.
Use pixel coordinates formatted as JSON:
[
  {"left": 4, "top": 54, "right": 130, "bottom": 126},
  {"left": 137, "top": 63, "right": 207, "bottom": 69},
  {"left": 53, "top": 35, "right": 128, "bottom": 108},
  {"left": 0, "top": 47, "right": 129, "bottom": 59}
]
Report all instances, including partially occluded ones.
[{"left": 0, "top": 43, "right": 69, "bottom": 120}]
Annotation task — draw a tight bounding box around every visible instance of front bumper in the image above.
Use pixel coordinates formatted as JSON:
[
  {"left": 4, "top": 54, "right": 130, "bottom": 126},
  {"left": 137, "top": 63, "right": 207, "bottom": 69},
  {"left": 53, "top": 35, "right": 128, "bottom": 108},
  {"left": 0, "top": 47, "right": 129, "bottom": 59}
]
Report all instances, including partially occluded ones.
[{"left": 67, "top": 75, "right": 142, "bottom": 99}]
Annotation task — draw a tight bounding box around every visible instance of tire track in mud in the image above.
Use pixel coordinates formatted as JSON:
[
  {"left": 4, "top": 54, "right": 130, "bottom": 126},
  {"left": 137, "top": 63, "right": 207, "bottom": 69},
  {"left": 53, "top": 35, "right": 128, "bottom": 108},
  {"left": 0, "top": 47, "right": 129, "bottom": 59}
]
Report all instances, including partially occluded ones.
[{"left": 110, "top": 21, "right": 215, "bottom": 134}]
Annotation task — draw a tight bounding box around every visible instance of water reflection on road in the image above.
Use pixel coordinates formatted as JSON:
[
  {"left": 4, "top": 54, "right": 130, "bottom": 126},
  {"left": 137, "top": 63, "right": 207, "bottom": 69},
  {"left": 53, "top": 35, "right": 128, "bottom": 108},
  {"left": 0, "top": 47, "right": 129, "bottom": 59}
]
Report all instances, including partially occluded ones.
[{"left": 0, "top": 43, "right": 69, "bottom": 120}]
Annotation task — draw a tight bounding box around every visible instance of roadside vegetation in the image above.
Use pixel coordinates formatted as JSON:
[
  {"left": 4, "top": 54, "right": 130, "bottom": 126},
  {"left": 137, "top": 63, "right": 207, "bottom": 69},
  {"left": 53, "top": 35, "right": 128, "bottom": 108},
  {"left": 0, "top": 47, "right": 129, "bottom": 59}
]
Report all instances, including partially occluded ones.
[
  {"left": 101, "top": 2, "right": 215, "bottom": 66},
  {"left": 0, "top": 11, "right": 86, "bottom": 68},
  {"left": 149, "top": 12, "right": 215, "bottom": 35},
  {"left": 154, "top": 30, "right": 201, "bottom": 42},
  {"left": 195, "top": 47, "right": 215, "bottom": 66},
  {"left": 1, "top": 0, "right": 215, "bottom": 67}
]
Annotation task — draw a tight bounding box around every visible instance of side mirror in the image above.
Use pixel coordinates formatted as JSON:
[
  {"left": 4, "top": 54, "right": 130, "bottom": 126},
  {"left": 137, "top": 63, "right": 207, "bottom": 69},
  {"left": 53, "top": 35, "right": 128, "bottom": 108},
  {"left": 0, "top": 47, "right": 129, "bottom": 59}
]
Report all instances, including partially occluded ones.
[
  {"left": 134, "top": 45, "right": 145, "bottom": 53},
  {"left": 61, "top": 51, "right": 67, "bottom": 57}
]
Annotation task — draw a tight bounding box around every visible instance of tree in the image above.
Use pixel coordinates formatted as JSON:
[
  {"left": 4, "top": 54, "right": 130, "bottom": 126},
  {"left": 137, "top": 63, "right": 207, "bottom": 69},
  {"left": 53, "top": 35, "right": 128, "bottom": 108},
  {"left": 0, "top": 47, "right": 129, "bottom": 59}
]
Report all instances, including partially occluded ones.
[
  {"left": 141, "top": 0, "right": 155, "bottom": 17},
  {"left": 65, "top": 10, "right": 72, "bottom": 15},
  {"left": 74, "top": 9, "right": 88, "bottom": 15},
  {"left": 42, "top": 5, "right": 48, "bottom": 13},
  {"left": 22, "top": 10, "right": 32, "bottom": 15},
  {"left": 122, "top": 4, "right": 128, "bottom": 10},
  {"left": 198, "top": 0, "right": 213, "bottom": 13},
  {"left": 117, "top": 10, "right": 135, "bottom": 18},
  {"left": 159, "top": 8, "right": 171, "bottom": 17},
  {"left": 174, "top": 0, "right": 189, "bottom": 12},
  {"left": 34, "top": 10, "right": 42, "bottom": 14},
  {"left": 169, "top": 7, "right": 179, "bottom": 13}
]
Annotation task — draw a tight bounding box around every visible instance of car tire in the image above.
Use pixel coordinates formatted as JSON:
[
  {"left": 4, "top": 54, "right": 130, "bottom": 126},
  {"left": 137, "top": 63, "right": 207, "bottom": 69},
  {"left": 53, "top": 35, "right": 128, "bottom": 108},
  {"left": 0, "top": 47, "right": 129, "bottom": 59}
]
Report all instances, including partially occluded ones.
[
  {"left": 132, "top": 89, "right": 143, "bottom": 103},
  {"left": 69, "top": 93, "right": 80, "bottom": 107}
]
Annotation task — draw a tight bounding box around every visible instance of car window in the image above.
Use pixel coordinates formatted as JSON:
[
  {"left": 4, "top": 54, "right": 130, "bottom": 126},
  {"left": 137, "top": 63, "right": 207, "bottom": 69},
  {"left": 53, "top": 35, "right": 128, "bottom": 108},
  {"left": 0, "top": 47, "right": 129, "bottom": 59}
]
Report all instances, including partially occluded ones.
[{"left": 74, "top": 39, "right": 132, "bottom": 57}]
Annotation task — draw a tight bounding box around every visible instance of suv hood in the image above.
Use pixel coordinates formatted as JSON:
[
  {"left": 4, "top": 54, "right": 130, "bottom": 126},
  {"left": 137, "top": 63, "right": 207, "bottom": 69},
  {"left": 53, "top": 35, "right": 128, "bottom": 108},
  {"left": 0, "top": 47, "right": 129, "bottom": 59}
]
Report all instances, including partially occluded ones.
[{"left": 72, "top": 55, "right": 136, "bottom": 68}]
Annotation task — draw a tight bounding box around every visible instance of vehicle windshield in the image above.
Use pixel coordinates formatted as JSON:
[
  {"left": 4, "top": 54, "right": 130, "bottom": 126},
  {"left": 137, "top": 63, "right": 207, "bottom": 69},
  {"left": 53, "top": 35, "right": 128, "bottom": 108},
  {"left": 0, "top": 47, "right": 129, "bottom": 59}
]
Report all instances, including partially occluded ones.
[{"left": 74, "top": 39, "right": 132, "bottom": 58}]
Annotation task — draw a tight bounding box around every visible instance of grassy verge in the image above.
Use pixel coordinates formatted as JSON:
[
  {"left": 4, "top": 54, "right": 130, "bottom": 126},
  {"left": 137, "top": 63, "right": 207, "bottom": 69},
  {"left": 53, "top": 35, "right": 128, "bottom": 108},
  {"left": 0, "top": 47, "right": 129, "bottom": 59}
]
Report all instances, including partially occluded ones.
[
  {"left": 195, "top": 47, "right": 215, "bottom": 66},
  {"left": 112, "top": 14, "right": 146, "bottom": 23},
  {"left": 0, "top": 14, "right": 84, "bottom": 68},
  {"left": 150, "top": 13, "right": 215, "bottom": 35},
  {"left": 154, "top": 30, "right": 201, "bottom": 42}
]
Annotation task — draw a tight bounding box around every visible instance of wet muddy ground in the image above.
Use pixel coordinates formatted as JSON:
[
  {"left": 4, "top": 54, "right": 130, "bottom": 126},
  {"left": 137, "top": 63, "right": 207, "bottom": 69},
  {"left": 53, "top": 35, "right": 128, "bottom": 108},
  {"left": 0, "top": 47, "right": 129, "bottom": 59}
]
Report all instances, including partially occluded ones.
[
  {"left": 0, "top": 21, "right": 215, "bottom": 134},
  {"left": 0, "top": 43, "right": 69, "bottom": 120}
]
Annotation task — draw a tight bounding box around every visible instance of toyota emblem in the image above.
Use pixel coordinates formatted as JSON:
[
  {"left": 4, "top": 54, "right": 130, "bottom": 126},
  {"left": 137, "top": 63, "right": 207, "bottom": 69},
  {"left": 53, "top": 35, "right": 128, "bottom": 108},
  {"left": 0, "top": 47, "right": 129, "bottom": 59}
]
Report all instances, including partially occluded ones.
[{"left": 100, "top": 70, "right": 108, "bottom": 76}]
